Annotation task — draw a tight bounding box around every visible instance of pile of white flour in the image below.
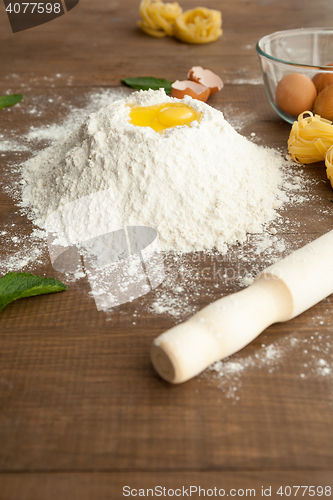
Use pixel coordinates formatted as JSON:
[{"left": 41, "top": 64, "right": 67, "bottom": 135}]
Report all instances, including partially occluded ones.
[{"left": 20, "top": 89, "right": 286, "bottom": 252}]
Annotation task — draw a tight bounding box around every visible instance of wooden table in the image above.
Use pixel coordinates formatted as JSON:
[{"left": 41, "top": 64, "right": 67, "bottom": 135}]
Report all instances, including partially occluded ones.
[{"left": 0, "top": 0, "right": 333, "bottom": 498}]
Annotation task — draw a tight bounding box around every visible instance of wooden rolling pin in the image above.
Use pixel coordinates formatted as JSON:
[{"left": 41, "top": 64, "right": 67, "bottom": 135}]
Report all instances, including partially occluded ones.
[{"left": 151, "top": 230, "right": 333, "bottom": 383}]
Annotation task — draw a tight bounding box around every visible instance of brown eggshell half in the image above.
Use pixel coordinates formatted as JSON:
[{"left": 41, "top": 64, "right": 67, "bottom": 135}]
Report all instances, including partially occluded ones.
[
  {"left": 188, "top": 66, "right": 223, "bottom": 96},
  {"left": 171, "top": 80, "right": 210, "bottom": 102}
]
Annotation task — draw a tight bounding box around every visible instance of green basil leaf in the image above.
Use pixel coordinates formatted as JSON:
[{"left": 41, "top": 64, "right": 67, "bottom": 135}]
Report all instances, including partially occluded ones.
[
  {"left": 0, "top": 94, "right": 24, "bottom": 110},
  {"left": 121, "top": 77, "right": 172, "bottom": 94},
  {"left": 0, "top": 272, "right": 67, "bottom": 312}
]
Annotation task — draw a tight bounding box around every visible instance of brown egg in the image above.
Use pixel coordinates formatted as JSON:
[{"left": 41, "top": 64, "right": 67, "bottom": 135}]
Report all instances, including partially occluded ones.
[
  {"left": 187, "top": 66, "right": 223, "bottom": 96},
  {"left": 275, "top": 73, "right": 317, "bottom": 117},
  {"left": 313, "top": 84, "right": 333, "bottom": 121},
  {"left": 312, "top": 63, "right": 333, "bottom": 93},
  {"left": 312, "top": 72, "right": 322, "bottom": 90},
  {"left": 171, "top": 80, "right": 210, "bottom": 102}
]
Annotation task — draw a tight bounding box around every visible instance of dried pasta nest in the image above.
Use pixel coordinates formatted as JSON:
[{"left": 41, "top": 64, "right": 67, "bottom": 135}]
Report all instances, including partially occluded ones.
[
  {"left": 325, "top": 145, "right": 333, "bottom": 188},
  {"left": 174, "top": 7, "right": 222, "bottom": 44},
  {"left": 288, "top": 111, "right": 333, "bottom": 188},
  {"left": 137, "top": 0, "right": 222, "bottom": 44},
  {"left": 138, "top": 0, "right": 183, "bottom": 37}
]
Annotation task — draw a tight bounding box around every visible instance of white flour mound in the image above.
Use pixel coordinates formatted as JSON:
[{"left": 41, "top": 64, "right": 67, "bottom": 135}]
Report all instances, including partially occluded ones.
[{"left": 21, "top": 88, "right": 286, "bottom": 252}]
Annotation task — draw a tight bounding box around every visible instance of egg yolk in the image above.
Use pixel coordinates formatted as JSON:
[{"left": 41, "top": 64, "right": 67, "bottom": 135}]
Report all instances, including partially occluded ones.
[{"left": 128, "top": 103, "right": 202, "bottom": 133}]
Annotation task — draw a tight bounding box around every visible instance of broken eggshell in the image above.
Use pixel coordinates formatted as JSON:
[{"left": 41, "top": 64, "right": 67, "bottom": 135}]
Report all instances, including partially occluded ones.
[
  {"left": 188, "top": 66, "right": 223, "bottom": 95},
  {"left": 171, "top": 80, "right": 210, "bottom": 102}
]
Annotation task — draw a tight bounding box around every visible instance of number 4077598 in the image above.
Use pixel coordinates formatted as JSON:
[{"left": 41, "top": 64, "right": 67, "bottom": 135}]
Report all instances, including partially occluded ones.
[
  {"left": 277, "top": 486, "right": 331, "bottom": 496},
  {"left": 5, "top": 3, "right": 62, "bottom": 14}
]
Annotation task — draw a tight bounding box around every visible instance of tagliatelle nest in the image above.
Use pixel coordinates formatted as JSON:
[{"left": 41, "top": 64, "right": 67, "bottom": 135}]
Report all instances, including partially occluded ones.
[
  {"left": 325, "top": 145, "right": 333, "bottom": 188},
  {"left": 138, "top": 0, "right": 183, "bottom": 37},
  {"left": 174, "top": 7, "right": 222, "bottom": 44},
  {"left": 138, "top": 0, "right": 222, "bottom": 43},
  {"left": 288, "top": 112, "right": 333, "bottom": 164},
  {"left": 288, "top": 111, "right": 333, "bottom": 188}
]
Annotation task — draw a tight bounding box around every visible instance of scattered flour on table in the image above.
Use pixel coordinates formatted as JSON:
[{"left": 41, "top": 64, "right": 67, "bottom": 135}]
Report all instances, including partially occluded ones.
[
  {"left": 202, "top": 327, "right": 333, "bottom": 402},
  {"left": 0, "top": 87, "right": 130, "bottom": 153},
  {"left": 221, "top": 104, "right": 257, "bottom": 133},
  {"left": 24, "top": 90, "right": 129, "bottom": 144},
  {"left": 0, "top": 227, "right": 46, "bottom": 274},
  {"left": 1, "top": 83, "right": 331, "bottom": 399}
]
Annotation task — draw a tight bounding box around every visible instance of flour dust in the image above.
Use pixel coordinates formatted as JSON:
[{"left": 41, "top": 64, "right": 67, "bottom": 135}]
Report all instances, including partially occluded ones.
[{"left": 1, "top": 84, "right": 331, "bottom": 402}]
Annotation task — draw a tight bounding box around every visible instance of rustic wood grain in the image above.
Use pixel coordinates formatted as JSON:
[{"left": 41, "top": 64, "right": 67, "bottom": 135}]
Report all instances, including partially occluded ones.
[{"left": 0, "top": 0, "right": 333, "bottom": 497}]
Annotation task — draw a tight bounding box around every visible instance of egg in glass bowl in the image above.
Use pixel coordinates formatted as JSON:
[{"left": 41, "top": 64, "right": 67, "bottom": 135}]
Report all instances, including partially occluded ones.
[{"left": 256, "top": 27, "right": 333, "bottom": 124}]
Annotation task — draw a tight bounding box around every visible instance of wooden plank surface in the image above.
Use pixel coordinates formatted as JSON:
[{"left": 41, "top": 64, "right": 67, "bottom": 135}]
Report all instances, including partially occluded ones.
[{"left": 1, "top": 0, "right": 333, "bottom": 498}]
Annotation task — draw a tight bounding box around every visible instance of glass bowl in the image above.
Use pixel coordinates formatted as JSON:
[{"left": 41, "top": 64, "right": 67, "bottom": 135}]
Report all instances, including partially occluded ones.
[{"left": 256, "top": 27, "right": 333, "bottom": 124}]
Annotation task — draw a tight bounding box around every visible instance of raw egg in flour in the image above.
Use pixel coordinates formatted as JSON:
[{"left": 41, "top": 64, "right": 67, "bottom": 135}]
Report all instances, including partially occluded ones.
[
  {"left": 275, "top": 73, "right": 317, "bottom": 117},
  {"left": 129, "top": 102, "right": 202, "bottom": 132}
]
